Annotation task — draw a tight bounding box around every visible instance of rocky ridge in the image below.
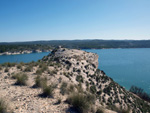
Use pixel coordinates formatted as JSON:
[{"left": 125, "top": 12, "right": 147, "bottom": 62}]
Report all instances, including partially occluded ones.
[{"left": 0, "top": 47, "right": 150, "bottom": 113}]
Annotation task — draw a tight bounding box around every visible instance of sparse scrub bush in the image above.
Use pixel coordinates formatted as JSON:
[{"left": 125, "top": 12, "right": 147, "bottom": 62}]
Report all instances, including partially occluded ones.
[
  {"left": 77, "top": 69, "right": 81, "bottom": 73},
  {"left": 17, "top": 64, "right": 22, "bottom": 69},
  {"left": 39, "top": 63, "right": 43, "bottom": 68},
  {"left": 49, "top": 63, "right": 54, "bottom": 66},
  {"left": 2, "top": 62, "right": 16, "bottom": 67},
  {"left": 36, "top": 69, "right": 42, "bottom": 75},
  {"left": 66, "top": 66, "right": 70, "bottom": 70},
  {"left": 0, "top": 65, "right": 2, "bottom": 70},
  {"left": 67, "top": 92, "right": 92, "bottom": 113},
  {"left": 86, "top": 93, "right": 96, "bottom": 104},
  {"left": 58, "top": 77, "right": 62, "bottom": 83},
  {"left": 90, "top": 85, "right": 97, "bottom": 94},
  {"left": 55, "top": 98, "right": 61, "bottom": 104},
  {"left": 103, "top": 86, "right": 111, "bottom": 95},
  {"left": 7, "top": 62, "right": 11, "bottom": 67},
  {"left": 60, "top": 82, "right": 68, "bottom": 95},
  {"left": 11, "top": 73, "right": 19, "bottom": 79},
  {"left": 96, "top": 108, "right": 104, "bottom": 113},
  {"left": 4, "top": 68, "right": 9, "bottom": 72},
  {"left": 97, "top": 90, "right": 102, "bottom": 95},
  {"left": 41, "top": 84, "right": 54, "bottom": 98},
  {"left": 76, "top": 83, "right": 83, "bottom": 93},
  {"left": 34, "top": 75, "right": 47, "bottom": 88},
  {"left": 51, "top": 70, "right": 57, "bottom": 75},
  {"left": 102, "top": 96, "right": 105, "bottom": 103},
  {"left": 1, "top": 63, "right": 8, "bottom": 67},
  {"left": 68, "top": 84, "right": 75, "bottom": 93},
  {"left": 64, "top": 73, "right": 69, "bottom": 78},
  {"left": 24, "top": 66, "right": 32, "bottom": 72},
  {"left": 129, "top": 85, "right": 150, "bottom": 102},
  {"left": 96, "top": 76, "right": 100, "bottom": 82},
  {"left": 15, "top": 73, "right": 28, "bottom": 86},
  {"left": 85, "top": 81, "right": 89, "bottom": 89},
  {"left": 0, "top": 98, "right": 9, "bottom": 113},
  {"left": 89, "top": 79, "right": 95, "bottom": 85},
  {"left": 76, "top": 75, "right": 84, "bottom": 83},
  {"left": 108, "top": 105, "right": 130, "bottom": 113},
  {"left": 41, "top": 65, "right": 48, "bottom": 72},
  {"left": 20, "top": 62, "right": 25, "bottom": 66}
]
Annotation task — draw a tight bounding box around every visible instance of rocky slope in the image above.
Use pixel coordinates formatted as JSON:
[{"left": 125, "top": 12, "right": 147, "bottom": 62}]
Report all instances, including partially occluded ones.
[{"left": 0, "top": 47, "right": 150, "bottom": 113}]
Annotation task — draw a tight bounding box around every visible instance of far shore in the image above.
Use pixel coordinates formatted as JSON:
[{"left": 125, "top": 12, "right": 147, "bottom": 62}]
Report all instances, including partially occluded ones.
[
  {"left": 1, "top": 47, "right": 149, "bottom": 56},
  {"left": 0, "top": 49, "right": 51, "bottom": 56}
]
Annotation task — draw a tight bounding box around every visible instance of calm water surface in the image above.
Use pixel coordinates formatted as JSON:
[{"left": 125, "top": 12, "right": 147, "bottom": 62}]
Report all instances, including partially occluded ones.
[
  {"left": 84, "top": 48, "right": 150, "bottom": 93},
  {"left": 0, "top": 49, "right": 150, "bottom": 93},
  {"left": 0, "top": 52, "right": 49, "bottom": 63}
]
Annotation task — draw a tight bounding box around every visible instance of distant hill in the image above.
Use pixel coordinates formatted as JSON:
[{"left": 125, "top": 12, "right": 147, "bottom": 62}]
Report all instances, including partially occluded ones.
[{"left": 0, "top": 39, "right": 150, "bottom": 53}]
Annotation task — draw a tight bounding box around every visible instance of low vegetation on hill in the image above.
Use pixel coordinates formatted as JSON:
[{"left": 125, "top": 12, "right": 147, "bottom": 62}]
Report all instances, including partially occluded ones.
[
  {"left": 0, "top": 47, "right": 150, "bottom": 113},
  {"left": 1, "top": 40, "right": 150, "bottom": 53},
  {"left": 0, "top": 44, "right": 52, "bottom": 53}
]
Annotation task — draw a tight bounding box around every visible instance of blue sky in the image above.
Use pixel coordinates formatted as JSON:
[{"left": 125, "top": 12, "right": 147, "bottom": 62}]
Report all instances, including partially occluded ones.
[{"left": 0, "top": 0, "right": 150, "bottom": 42}]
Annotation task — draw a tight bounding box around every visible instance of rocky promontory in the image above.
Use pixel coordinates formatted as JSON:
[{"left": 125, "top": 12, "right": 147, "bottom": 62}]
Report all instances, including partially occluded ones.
[{"left": 0, "top": 47, "right": 150, "bottom": 113}]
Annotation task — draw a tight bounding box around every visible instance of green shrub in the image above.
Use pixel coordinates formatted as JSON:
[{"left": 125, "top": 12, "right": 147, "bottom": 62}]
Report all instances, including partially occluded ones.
[
  {"left": 76, "top": 83, "right": 83, "bottom": 93},
  {"left": 129, "top": 85, "right": 150, "bottom": 102},
  {"left": 1, "top": 63, "right": 7, "bottom": 67},
  {"left": 96, "top": 108, "right": 104, "bottom": 113},
  {"left": 11, "top": 73, "right": 19, "bottom": 79},
  {"left": 90, "top": 85, "right": 97, "bottom": 94},
  {"left": 0, "top": 98, "right": 8, "bottom": 113},
  {"left": 41, "top": 84, "right": 54, "bottom": 98},
  {"left": 39, "top": 63, "right": 44, "bottom": 68},
  {"left": 86, "top": 93, "right": 96, "bottom": 104},
  {"left": 20, "top": 62, "right": 25, "bottom": 66},
  {"left": 67, "top": 92, "right": 92, "bottom": 113},
  {"left": 2, "top": 62, "right": 16, "bottom": 67},
  {"left": 17, "top": 64, "right": 22, "bottom": 69},
  {"left": 108, "top": 105, "right": 130, "bottom": 113},
  {"left": 4, "top": 68, "right": 9, "bottom": 72},
  {"left": 34, "top": 75, "right": 41, "bottom": 87},
  {"left": 15, "top": 73, "right": 28, "bottom": 86},
  {"left": 60, "top": 82, "right": 68, "bottom": 95},
  {"left": 76, "top": 75, "right": 84, "bottom": 83},
  {"left": 55, "top": 98, "right": 61, "bottom": 105},
  {"left": 24, "top": 66, "right": 32, "bottom": 72},
  {"left": 41, "top": 65, "right": 48, "bottom": 72},
  {"left": 36, "top": 69, "right": 42, "bottom": 75},
  {"left": 34, "top": 75, "right": 47, "bottom": 88},
  {"left": 10, "top": 62, "right": 16, "bottom": 67},
  {"left": 68, "top": 84, "right": 75, "bottom": 93},
  {"left": 51, "top": 70, "right": 57, "bottom": 75}
]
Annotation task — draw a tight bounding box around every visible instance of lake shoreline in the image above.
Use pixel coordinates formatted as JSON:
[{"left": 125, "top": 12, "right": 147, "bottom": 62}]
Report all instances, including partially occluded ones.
[
  {"left": 1, "top": 47, "right": 150, "bottom": 56},
  {"left": 0, "top": 50, "right": 51, "bottom": 56}
]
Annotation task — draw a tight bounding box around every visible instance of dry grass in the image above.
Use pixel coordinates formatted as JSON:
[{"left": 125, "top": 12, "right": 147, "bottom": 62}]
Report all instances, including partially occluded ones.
[
  {"left": 15, "top": 73, "right": 28, "bottom": 86},
  {"left": 67, "top": 92, "right": 93, "bottom": 113}
]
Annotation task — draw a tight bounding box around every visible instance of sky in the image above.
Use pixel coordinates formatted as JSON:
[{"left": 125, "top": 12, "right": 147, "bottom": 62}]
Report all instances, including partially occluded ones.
[{"left": 0, "top": 0, "right": 150, "bottom": 42}]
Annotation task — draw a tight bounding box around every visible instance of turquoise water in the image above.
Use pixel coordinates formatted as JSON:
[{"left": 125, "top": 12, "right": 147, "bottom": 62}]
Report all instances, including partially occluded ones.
[
  {"left": 0, "top": 52, "right": 50, "bottom": 63},
  {"left": 0, "top": 49, "right": 150, "bottom": 93},
  {"left": 84, "top": 48, "right": 150, "bottom": 93}
]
